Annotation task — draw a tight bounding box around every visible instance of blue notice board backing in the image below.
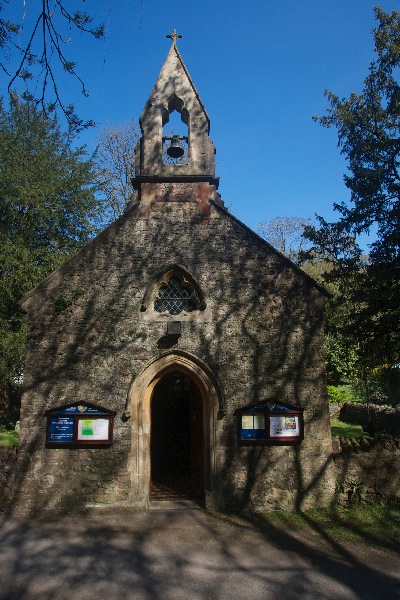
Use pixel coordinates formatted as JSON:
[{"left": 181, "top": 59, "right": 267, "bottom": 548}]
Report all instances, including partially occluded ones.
[{"left": 45, "top": 402, "right": 116, "bottom": 447}]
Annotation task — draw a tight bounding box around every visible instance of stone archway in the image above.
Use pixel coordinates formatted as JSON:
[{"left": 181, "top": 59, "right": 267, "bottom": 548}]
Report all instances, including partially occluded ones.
[{"left": 126, "top": 351, "right": 224, "bottom": 507}]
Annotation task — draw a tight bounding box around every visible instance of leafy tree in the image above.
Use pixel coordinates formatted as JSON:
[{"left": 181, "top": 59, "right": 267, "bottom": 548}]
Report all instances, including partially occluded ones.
[
  {"left": 307, "top": 7, "right": 400, "bottom": 373},
  {"left": 0, "top": 93, "right": 104, "bottom": 424},
  {"left": 95, "top": 119, "right": 139, "bottom": 219},
  {"left": 258, "top": 216, "right": 360, "bottom": 384},
  {"left": 0, "top": 1, "right": 104, "bottom": 129}
]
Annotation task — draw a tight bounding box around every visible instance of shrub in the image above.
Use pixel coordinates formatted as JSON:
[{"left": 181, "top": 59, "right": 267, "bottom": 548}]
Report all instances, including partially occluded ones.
[
  {"left": 328, "top": 386, "right": 351, "bottom": 404},
  {"left": 0, "top": 426, "right": 19, "bottom": 447}
]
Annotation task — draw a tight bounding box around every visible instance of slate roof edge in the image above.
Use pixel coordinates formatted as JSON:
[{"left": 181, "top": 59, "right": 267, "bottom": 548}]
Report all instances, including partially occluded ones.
[
  {"left": 209, "top": 199, "right": 332, "bottom": 299},
  {"left": 18, "top": 201, "right": 140, "bottom": 306}
]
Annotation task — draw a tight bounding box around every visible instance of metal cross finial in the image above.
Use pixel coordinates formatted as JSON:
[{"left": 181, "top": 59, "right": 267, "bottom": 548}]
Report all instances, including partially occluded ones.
[{"left": 166, "top": 29, "right": 182, "bottom": 45}]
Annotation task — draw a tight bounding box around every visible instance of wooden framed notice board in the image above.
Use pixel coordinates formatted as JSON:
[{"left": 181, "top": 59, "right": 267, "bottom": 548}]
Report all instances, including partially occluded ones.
[
  {"left": 237, "top": 401, "right": 304, "bottom": 445},
  {"left": 45, "top": 402, "right": 116, "bottom": 448}
]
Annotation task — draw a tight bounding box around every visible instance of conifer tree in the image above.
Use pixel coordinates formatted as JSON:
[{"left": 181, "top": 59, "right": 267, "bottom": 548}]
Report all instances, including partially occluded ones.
[
  {"left": 307, "top": 8, "right": 400, "bottom": 372},
  {"left": 0, "top": 93, "right": 104, "bottom": 423}
]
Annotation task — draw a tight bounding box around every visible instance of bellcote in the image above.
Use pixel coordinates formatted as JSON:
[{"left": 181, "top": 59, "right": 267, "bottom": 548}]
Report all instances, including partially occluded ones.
[{"left": 132, "top": 33, "right": 219, "bottom": 190}]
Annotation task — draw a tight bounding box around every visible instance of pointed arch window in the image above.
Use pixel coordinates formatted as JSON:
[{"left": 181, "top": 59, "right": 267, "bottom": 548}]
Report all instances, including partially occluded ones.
[
  {"left": 140, "top": 265, "right": 206, "bottom": 319},
  {"left": 154, "top": 276, "right": 197, "bottom": 315}
]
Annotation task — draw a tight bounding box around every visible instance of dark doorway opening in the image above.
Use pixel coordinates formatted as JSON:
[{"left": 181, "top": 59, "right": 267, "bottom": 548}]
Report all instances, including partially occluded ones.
[{"left": 150, "top": 370, "right": 204, "bottom": 501}]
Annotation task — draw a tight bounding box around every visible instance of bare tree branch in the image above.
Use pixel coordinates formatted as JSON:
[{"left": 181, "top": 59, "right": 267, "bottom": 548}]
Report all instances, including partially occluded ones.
[
  {"left": 0, "top": 1, "right": 104, "bottom": 130},
  {"left": 95, "top": 119, "right": 140, "bottom": 219}
]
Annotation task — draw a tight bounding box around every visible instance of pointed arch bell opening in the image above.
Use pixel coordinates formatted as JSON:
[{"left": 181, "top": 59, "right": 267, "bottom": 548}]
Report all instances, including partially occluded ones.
[
  {"left": 134, "top": 42, "right": 216, "bottom": 179},
  {"left": 162, "top": 106, "right": 189, "bottom": 166}
]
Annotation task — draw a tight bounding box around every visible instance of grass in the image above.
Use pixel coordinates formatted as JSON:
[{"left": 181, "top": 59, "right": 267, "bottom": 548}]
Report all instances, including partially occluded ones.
[
  {"left": 266, "top": 503, "right": 400, "bottom": 550},
  {"left": 0, "top": 427, "right": 19, "bottom": 448},
  {"left": 330, "top": 417, "right": 364, "bottom": 438}
]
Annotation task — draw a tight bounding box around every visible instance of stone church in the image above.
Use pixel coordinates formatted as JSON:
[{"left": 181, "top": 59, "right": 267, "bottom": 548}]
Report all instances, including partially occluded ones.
[{"left": 14, "top": 33, "right": 335, "bottom": 515}]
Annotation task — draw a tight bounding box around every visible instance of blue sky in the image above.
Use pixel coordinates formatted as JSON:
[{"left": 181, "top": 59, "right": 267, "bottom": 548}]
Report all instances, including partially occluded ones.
[{"left": 3, "top": 1, "right": 397, "bottom": 239}]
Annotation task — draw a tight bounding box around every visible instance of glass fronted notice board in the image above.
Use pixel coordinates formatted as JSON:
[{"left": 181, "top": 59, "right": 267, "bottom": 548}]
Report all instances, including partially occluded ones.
[
  {"left": 45, "top": 402, "right": 116, "bottom": 447},
  {"left": 237, "top": 401, "right": 304, "bottom": 445}
]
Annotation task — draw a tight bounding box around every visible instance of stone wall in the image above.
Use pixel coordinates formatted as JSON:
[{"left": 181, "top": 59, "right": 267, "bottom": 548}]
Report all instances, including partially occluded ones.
[
  {"left": 332, "top": 434, "right": 400, "bottom": 504},
  {"left": 13, "top": 189, "right": 335, "bottom": 515},
  {"left": 339, "top": 402, "right": 400, "bottom": 436},
  {"left": 0, "top": 447, "right": 17, "bottom": 512},
  {"left": 5, "top": 432, "right": 400, "bottom": 513}
]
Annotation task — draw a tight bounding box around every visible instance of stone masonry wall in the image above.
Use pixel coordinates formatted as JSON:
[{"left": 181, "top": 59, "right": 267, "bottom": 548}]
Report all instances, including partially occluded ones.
[
  {"left": 339, "top": 402, "right": 400, "bottom": 436},
  {"left": 13, "top": 188, "right": 335, "bottom": 515},
  {"left": 332, "top": 434, "right": 400, "bottom": 504},
  {"left": 5, "top": 435, "right": 400, "bottom": 513},
  {"left": 0, "top": 447, "right": 17, "bottom": 512}
]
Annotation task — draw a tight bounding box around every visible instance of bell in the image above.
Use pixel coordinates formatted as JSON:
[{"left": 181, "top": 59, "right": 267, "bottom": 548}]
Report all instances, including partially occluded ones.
[{"left": 167, "top": 135, "right": 184, "bottom": 159}]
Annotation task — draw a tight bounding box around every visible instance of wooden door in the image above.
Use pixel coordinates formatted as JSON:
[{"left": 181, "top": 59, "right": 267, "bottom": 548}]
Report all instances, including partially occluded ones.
[{"left": 150, "top": 371, "right": 204, "bottom": 500}]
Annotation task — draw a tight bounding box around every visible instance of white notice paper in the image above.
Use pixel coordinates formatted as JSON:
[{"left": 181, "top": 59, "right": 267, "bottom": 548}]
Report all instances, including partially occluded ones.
[{"left": 78, "top": 418, "right": 110, "bottom": 441}]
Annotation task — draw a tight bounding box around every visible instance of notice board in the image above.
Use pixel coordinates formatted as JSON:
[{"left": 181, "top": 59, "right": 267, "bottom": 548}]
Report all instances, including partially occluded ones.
[
  {"left": 46, "top": 402, "right": 116, "bottom": 447},
  {"left": 237, "top": 401, "right": 304, "bottom": 445}
]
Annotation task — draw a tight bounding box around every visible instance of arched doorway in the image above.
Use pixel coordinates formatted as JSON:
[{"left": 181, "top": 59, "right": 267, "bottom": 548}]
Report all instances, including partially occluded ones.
[
  {"left": 126, "top": 351, "right": 224, "bottom": 508},
  {"left": 150, "top": 370, "right": 204, "bottom": 501}
]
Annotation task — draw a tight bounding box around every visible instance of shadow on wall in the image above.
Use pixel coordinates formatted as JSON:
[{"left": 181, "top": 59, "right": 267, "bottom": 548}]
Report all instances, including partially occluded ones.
[{"left": 11, "top": 152, "right": 335, "bottom": 516}]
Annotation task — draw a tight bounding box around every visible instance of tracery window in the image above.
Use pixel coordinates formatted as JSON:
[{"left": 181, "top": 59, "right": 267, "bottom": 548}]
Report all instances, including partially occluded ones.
[{"left": 154, "top": 275, "right": 197, "bottom": 316}]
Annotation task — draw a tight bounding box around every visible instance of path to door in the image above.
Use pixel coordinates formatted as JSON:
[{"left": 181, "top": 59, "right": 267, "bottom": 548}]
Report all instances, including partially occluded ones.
[{"left": 0, "top": 507, "right": 399, "bottom": 600}]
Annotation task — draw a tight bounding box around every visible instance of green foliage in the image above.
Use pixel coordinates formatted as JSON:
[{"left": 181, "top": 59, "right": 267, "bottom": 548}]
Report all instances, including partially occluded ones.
[
  {"left": 345, "top": 362, "right": 400, "bottom": 406},
  {"left": 0, "top": 426, "right": 19, "bottom": 448},
  {"left": 0, "top": 94, "right": 105, "bottom": 425},
  {"left": 306, "top": 7, "right": 400, "bottom": 373},
  {"left": 328, "top": 384, "right": 363, "bottom": 404},
  {"left": 325, "top": 332, "right": 358, "bottom": 385},
  {"left": 327, "top": 385, "right": 352, "bottom": 404}
]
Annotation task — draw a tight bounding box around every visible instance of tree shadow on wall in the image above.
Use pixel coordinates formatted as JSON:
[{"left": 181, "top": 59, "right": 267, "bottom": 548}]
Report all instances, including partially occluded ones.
[
  {"left": 11, "top": 187, "right": 337, "bottom": 517},
  {"left": 11, "top": 81, "right": 337, "bottom": 522}
]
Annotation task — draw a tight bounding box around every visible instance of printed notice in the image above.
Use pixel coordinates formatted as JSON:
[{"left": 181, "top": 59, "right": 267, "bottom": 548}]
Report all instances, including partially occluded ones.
[
  {"left": 253, "top": 415, "right": 265, "bottom": 429},
  {"left": 81, "top": 419, "right": 94, "bottom": 436},
  {"left": 270, "top": 415, "right": 299, "bottom": 437},
  {"left": 241, "top": 413, "right": 267, "bottom": 441},
  {"left": 77, "top": 418, "right": 110, "bottom": 441},
  {"left": 242, "top": 415, "right": 253, "bottom": 429},
  {"left": 48, "top": 416, "right": 74, "bottom": 442}
]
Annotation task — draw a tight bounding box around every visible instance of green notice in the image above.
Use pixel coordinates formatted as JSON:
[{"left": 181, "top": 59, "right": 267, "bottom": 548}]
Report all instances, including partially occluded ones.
[{"left": 81, "top": 419, "right": 94, "bottom": 436}]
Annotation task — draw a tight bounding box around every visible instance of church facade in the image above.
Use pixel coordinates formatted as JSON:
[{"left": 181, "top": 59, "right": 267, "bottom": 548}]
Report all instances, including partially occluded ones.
[{"left": 14, "top": 36, "right": 335, "bottom": 515}]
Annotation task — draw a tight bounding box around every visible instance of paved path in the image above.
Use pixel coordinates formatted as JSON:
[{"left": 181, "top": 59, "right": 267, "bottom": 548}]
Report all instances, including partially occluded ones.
[{"left": 0, "top": 507, "right": 399, "bottom": 600}]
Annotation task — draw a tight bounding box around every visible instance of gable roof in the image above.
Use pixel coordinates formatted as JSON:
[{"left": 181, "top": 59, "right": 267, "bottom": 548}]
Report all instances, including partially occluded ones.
[
  {"left": 140, "top": 43, "right": 210, "bottom": 133},
  {"left": 20, "top": 197, "right": 330, "bottom": 307},
  {"left": 209, "top": 199, "right": 331, "bottom": 298}
]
